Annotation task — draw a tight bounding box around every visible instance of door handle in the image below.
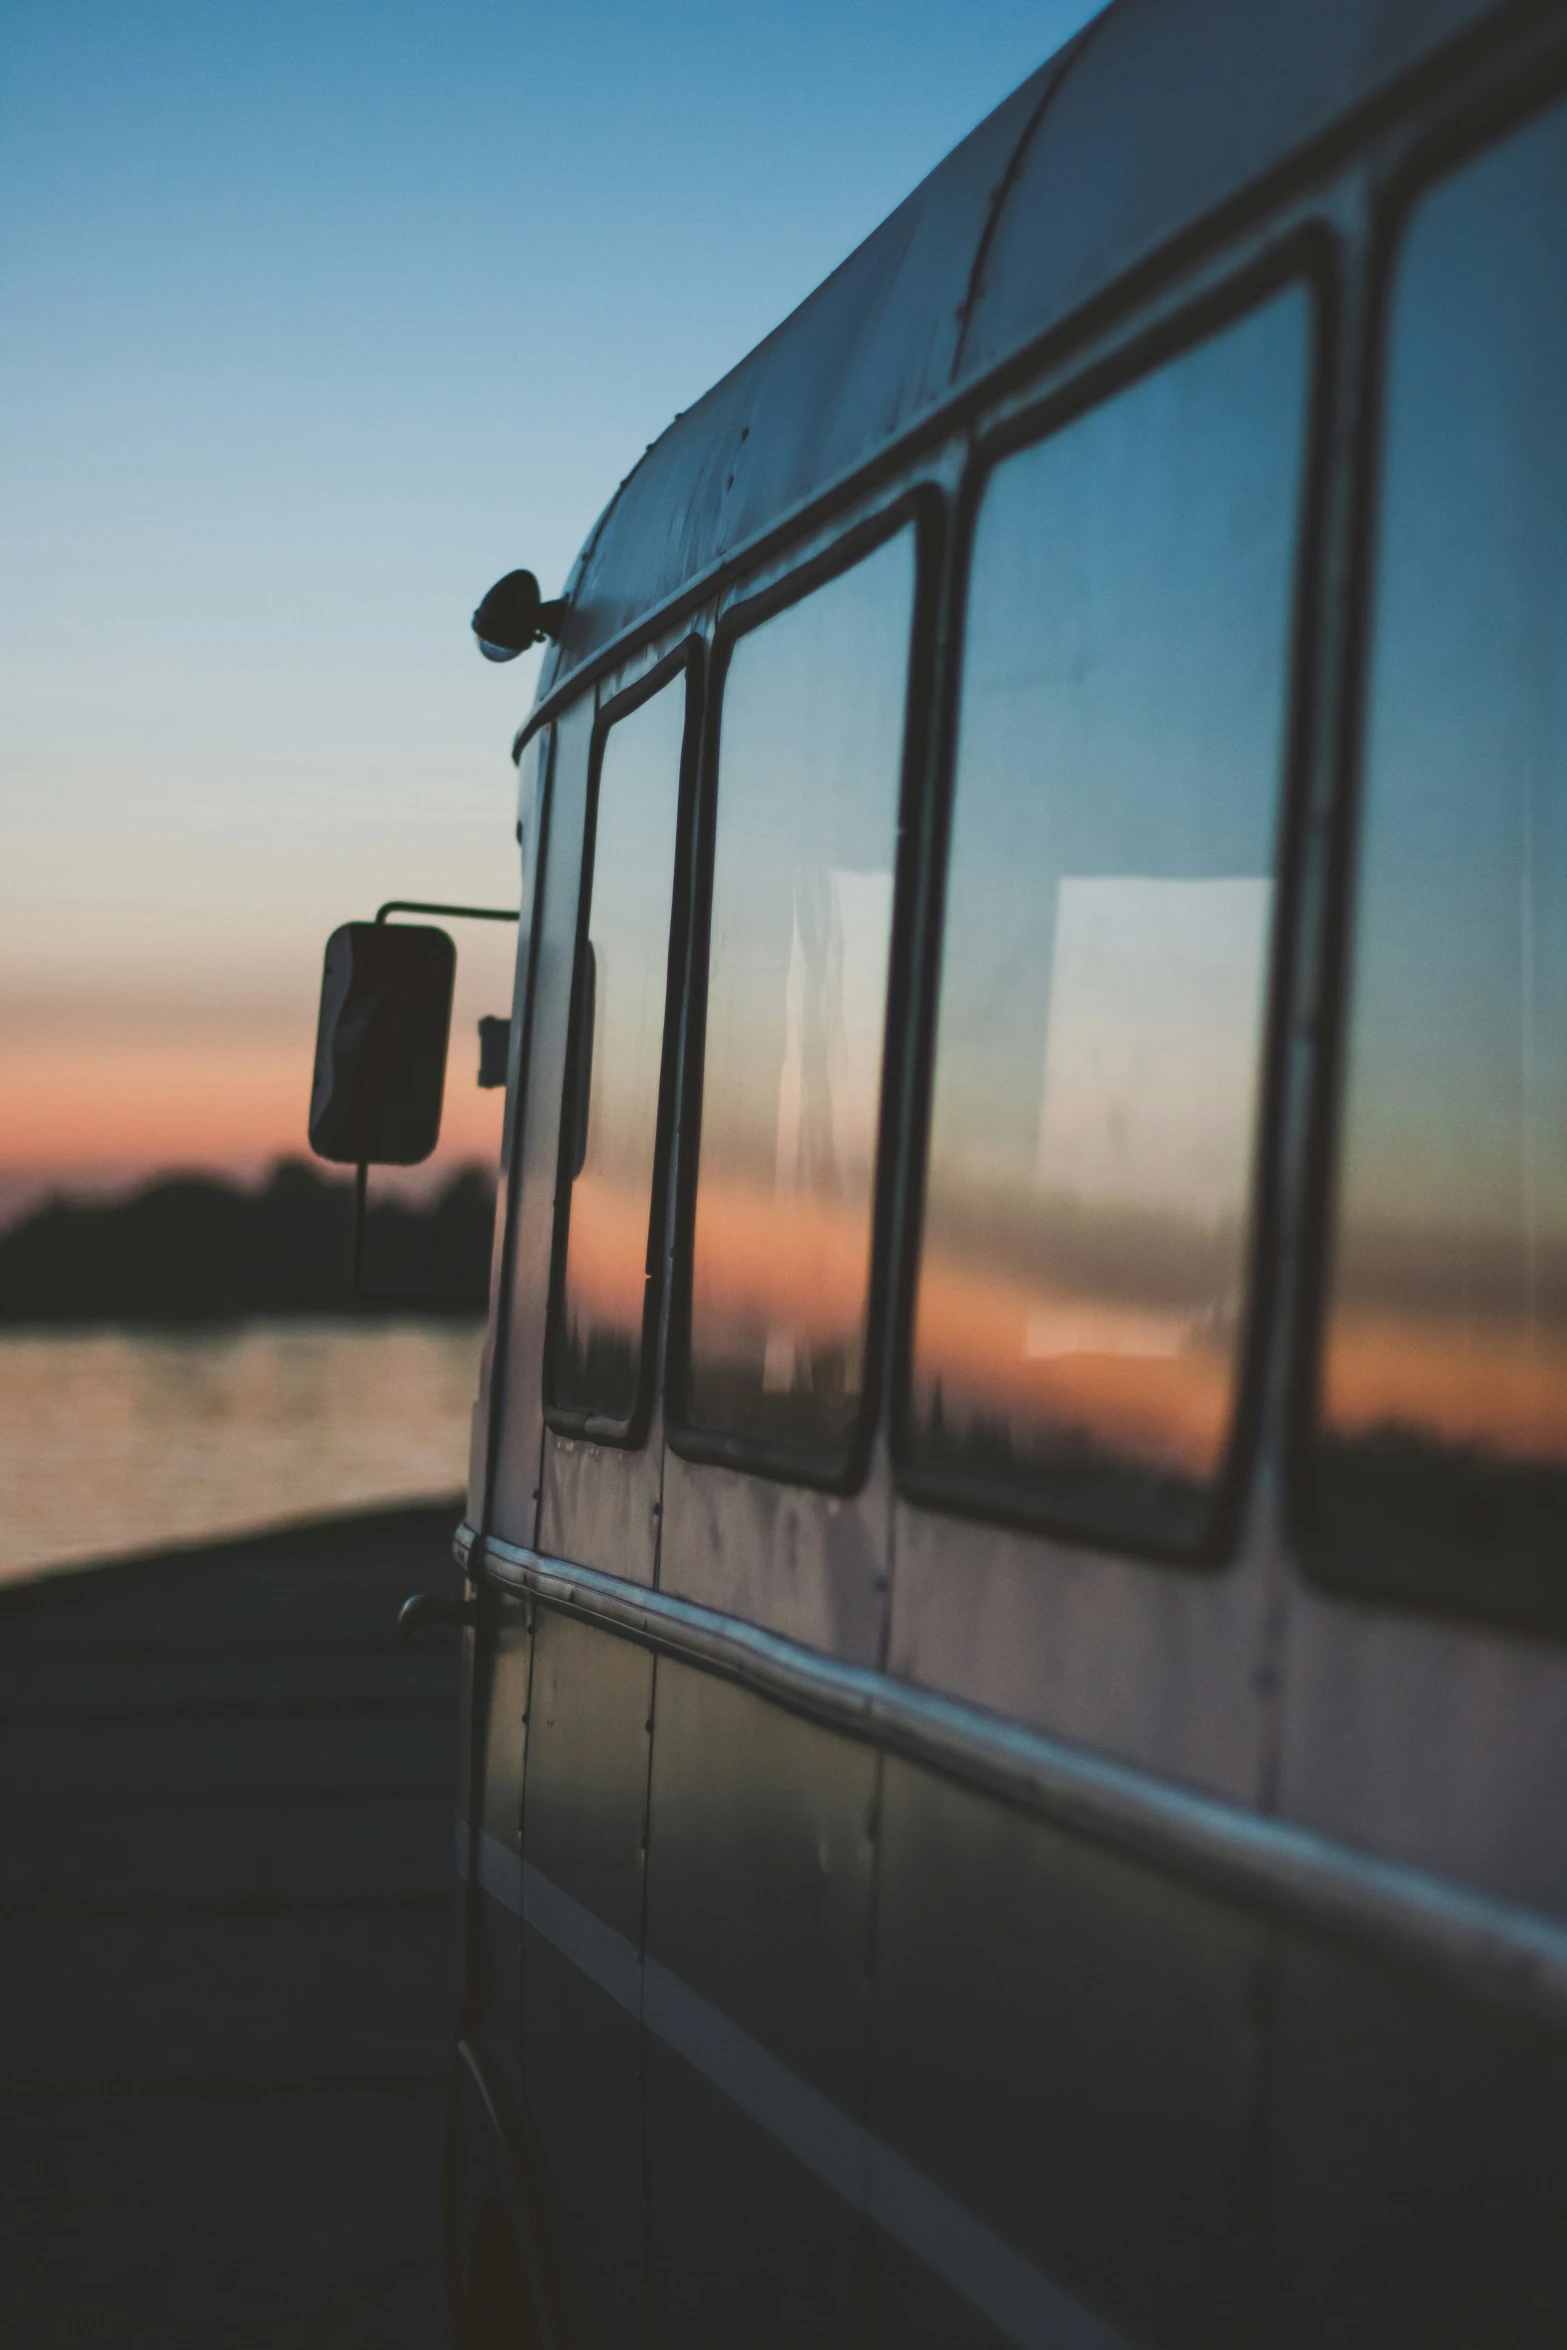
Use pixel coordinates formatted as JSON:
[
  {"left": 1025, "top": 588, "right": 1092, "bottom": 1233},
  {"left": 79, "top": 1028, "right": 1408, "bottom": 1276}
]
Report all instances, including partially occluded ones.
[{"left": 397, "top": 1593, "right": 477, "bottom": 1644}]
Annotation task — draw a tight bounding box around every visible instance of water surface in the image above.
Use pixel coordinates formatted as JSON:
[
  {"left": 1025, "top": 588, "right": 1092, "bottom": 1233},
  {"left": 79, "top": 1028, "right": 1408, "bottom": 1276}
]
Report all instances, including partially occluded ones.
[{"left": 0, "top": 1319, "right": 482, "bottom": 1582}]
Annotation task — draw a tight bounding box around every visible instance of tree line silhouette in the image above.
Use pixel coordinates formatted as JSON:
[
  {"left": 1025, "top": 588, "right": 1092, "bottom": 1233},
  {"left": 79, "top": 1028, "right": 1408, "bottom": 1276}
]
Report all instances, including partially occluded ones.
[{"left": 0, "top": 1161, "right": 494, "bottom": 1323}]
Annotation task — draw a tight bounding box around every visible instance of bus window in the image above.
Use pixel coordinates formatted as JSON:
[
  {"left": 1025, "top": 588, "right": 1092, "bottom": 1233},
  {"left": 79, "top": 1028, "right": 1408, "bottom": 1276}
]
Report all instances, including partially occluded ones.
[
  {"left": 1308, "top": 100, "right": 1567, "bottom": 1630},
  {"left": 906, "top": 288, "right": 1311, "bottom": 1551},
  {"left": 547, "top": 667, "right": 688, "bottom": 1436},
  {"left": 679, "top": 528, "right": 916, "bottom": 1467}
]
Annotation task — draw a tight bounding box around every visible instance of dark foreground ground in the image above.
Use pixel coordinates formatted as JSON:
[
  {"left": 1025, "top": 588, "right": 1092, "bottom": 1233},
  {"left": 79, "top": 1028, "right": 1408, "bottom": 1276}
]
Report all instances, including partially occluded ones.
[{"left": 0, "top": 1502, "right": 467, "bottom": 2348}]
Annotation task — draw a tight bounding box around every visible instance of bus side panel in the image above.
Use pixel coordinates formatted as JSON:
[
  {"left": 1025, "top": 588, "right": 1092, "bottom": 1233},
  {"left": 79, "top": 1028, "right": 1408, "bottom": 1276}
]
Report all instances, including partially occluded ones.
[
  {"left": 658, "top": 1449, "right": 887, "bottom": 1662},
  {"left": 644, "top": 1660, "right": 876, "bottom": 2348},
  {"left": 541, "top": 1426, "right": 661, "bottom": 1584},
  {"left": 467, "top": 728, "right": 547, "bottom": 1530},
  {"left": 868, "top": 1757, "right": 1266, "bottom": 2350},
  {"left": 469, "top": 1589, "right": 531, "bottom": 2102},
  {"left": 1265, "top": 1934, "right": 1567, "bottom": 2348},
  {"left": 521, "top": 1605, "right": 654, "bottom": 2347}
]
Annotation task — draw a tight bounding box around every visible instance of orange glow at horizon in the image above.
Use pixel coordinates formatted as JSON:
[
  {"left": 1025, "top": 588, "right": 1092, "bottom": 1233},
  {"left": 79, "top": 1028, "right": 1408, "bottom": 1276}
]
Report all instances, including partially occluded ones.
[
  {"left": 913, "top": 1248, "right": 1234, "bottom": 1478},
  {"left": 1324, "top": 1309, "right": 1567, "bottom": 1465},
  {"left": 690, "top": 1175, "right": 875, "bottom": 1353},
  {"left": 564, "top": 1172, "right": 1241, "bottom": 1474},
  {"left": 560, "top": 1171, "right": 879, "bottom": 1367},
  {"left": 2, "top": 1039, "right": 312, "bottom": 1170},
  {"left": 0, "top": 1037, "right": 504, "bottom": 1179},
  {"left": 560, "top": 1170, "right": 655, "bottom": 1334}
]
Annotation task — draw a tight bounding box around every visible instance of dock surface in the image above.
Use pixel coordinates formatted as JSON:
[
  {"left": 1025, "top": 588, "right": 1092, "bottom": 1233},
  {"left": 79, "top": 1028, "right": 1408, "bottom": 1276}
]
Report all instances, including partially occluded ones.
[{"left": 0, "top": 1503, "right": 466, "bottom": 2348}]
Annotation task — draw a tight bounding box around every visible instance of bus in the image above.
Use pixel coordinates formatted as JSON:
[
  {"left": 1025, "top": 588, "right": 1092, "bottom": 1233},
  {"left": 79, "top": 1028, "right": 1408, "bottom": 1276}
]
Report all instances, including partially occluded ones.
[{"left": 311, "top": 1, "right": 1567, "bottom": 2340}]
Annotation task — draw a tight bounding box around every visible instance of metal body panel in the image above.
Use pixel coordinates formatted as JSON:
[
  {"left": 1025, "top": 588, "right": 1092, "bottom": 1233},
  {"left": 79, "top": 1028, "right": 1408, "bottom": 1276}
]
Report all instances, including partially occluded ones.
[
  {"left": 490, "top": 700, "right": 592, "bottom": 1544},
  {"left": 476, "top": 1531, "right": 1567, "bottom": 2035},
  {"left": 525, "top": 1608, "right": 653, "bottom": 1945},
  {"left": 645, "top": 1658, "right": 877, "bottom": 2343},
  {"left": 1264, "top": 1928, "right": 1567, "bottom": 2348},
  {"left": 540, "top": 1422, "right": 662, "bottom": 1585},
  {"left": 889, "top": 1499, "right": 1275, "bottom": 1803},
  {"left": 476, "top": 1595, "right": 532, "bottom": 1881},
  {"left": 468, "top": 1546, "right": 1567, "bottom": 2340},
  {"left": 646, "top": 2057, "right": 870, "bottom": 2350},
  {"left": 658, "top": 1445, "right": 889, "bottom": 1661},
  {"left": 521, "top": 1605, "right": 654, "bottom": 2346},
  {"left": 869, "top": 1754, "right": 1266, "bottom": 2349},
  {"left": 469, "top": 1591, "right": 532, "bottom": 2100},
  {"left": 959, "top": 0, "right": 1504, "bottom": 390},
  {"left": 468, "top": 733, "right": 546, "bottom": 1527},
  {"left": 453, "top": 1623, "right": 476, "bottom": 1834},
  {"left": 1277, "top": 1587, "right": 1567, "bottom": 1915},
  {"left": 523, "top": 1940, "right": 647, "bottom": 2344}
]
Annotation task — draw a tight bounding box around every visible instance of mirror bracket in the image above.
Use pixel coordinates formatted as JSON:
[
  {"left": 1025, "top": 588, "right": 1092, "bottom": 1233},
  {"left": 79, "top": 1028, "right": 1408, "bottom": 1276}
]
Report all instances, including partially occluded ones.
[{"left": 330, "top": 898, "right": 520, "bottom": 1301}]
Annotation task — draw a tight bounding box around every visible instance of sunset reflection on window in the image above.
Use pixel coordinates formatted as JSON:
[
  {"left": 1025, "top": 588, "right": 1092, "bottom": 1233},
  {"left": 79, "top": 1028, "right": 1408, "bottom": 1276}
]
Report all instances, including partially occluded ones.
[
  {"left": 683, "top": 531, "right": 916, "bottom": 1462},
  {"left": 908, "top": 292, "right": 1310, "bottom": 1544},
  {"left": 1311, "top": 102, "right": 1567, "bottom": 1623}
]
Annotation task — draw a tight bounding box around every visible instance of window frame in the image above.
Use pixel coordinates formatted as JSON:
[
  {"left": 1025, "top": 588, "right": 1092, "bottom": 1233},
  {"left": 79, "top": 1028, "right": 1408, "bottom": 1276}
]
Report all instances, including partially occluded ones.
[
  {"left": 541, "top": 639, "right": 704, "bottom": 1450},
  {"left": 1291, "top": 66, "right": 1567, "bottom": 1637},
  {"left": 890, "top": 245, "right": 1334, "bottom": 1566},
  {"left": 663, "top": 489, "right": 946, "bottom": 1493}
]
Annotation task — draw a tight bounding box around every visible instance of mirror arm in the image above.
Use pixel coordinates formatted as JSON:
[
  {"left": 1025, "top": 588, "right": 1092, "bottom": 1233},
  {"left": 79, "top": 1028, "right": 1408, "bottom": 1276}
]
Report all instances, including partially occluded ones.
[
  {"left": 374, "top": 900, "right": 519, "bottom": 929},
  {"left": 352, "top": 1161, "right": 369, "bottom": 1295},
  {"left": 347, "top": 899, "right": 521, "bottom": 1300}
]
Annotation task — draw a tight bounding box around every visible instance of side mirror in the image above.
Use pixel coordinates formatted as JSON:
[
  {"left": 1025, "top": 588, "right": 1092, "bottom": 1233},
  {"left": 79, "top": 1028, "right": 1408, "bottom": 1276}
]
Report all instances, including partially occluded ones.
[
  {"left": 472, "top": 569, "right": 568, "bottom": 661},
  {"left": 308, "top": 921, "right": 456, "bottom": 1166}
]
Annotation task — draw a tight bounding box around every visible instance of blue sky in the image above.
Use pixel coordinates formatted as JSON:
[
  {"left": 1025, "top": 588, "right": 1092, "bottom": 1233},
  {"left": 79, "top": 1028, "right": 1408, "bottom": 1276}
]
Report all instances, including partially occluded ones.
[{"left": 0, "top": 0, "right": 1099, "bottom": 1212}]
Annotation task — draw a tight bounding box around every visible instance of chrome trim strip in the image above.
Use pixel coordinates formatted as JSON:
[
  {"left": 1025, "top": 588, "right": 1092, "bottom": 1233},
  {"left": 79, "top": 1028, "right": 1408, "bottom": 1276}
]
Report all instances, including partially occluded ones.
[
  {"left": 456, "top": 1823, "right": 521, "bottom": 1909},
  {"left": 867, "top": 2135, "right": 1121, "bottom": 2350},
  {"left": 478, "top": 1830, "right": 523, "bottom": 1918},
  {"left": 460, "top": 1825, "right": 644, "bottom": 2017},
  {"left": 643, "top": 1954, "right": 864, "bottom": 2207},
  {"left": 641, "top": 1950, "right": 1124, "bottom": 2349},
  {"left": 464, "top": 1833, "right": 1126, "bottom": 2349},
  {"left": 462, "top": 1525, "right": 1567, "bottom": 2032}
]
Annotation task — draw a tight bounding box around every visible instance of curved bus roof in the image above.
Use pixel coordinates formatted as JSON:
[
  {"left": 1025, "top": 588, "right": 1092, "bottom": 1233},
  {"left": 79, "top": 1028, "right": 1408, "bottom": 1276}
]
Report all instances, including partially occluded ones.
[{"left": 531, "top": 0, "right": 1513, "bottom": 716}]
